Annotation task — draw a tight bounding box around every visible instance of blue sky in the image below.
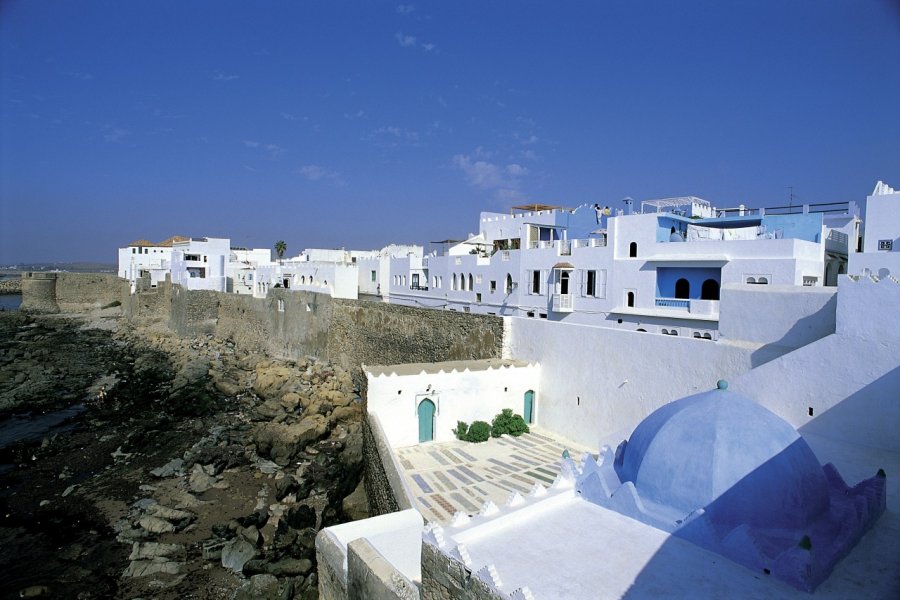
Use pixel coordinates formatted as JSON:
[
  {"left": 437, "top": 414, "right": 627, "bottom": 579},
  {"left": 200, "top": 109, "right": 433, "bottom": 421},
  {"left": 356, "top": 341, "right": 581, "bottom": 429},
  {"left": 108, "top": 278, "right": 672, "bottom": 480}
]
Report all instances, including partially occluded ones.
[{"left": 1, "top": 1, "right": 899, "bottom": 263}]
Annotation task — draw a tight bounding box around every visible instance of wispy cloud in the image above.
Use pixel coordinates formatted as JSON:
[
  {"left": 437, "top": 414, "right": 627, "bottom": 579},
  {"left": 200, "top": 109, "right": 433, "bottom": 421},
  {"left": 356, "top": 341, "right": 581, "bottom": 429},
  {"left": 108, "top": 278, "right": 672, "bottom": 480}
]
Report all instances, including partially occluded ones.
[
  {"left": 394, "top": 31, "right": 436, "bottom": 52},
  {"left": 212, "top": 70, "right": 239, "bottom": 81},
  {"left": 296, "top": 164, "right": 345, "bottom": 185},
  {"left": 396, "top": 4, "right": 415, "bottom": 15},
  {"left": 366, "top": 125, "right": 421, "bottom": 148},
  {"left": 243, "top": 164, "right": 258, "bottom": 172},
  {"left": 103, "top": 125, "right": 131, "bottom": 143},
  {"left": 281, "top": 112, "right": 305, "bottom": 121},
  {"left": 344, "top": 109, "right": 365, "bottom": 120},
  {"left": 453, "top": 152, "right": 528, "bottom": 203},
  {"left": 243, "top": 139, "right": 286, "bottom": 158}
]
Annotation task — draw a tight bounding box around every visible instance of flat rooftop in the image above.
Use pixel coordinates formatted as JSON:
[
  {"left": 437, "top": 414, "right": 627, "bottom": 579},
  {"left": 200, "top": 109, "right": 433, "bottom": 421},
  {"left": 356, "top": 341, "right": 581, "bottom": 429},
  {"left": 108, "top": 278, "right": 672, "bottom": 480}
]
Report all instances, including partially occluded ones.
[
  {"left": 436, "top": 430, "right": 900, "bottom": 599},
  {"left": 365, "top": 358, "right": 531, "bottom": 378},
  {"left": 393, "top": 426, "right": 589, "bottom": 524}
]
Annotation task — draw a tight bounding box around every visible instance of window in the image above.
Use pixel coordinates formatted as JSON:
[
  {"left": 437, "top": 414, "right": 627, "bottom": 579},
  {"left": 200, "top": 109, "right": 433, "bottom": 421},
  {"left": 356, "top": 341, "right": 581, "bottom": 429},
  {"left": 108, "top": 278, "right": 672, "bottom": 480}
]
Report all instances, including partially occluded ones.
[
  {"left": 476, "top": 293, "right": 482, "bottom": 303},
  {"left": 629, "top": 242, "right": 638, "bottom": 258},
  {"left": 560, "top": 271, "right": 570, "bottom": 294},
  {"left": 505, "top": 274, "right": 513, "bottom": 294},
  {"left": 132, "top": 248, "right": 136, "bottom": 254},
  {"left": 452, "top": 274, "right": 457, "bottom": 290},
  {"left": 371, "top": 270, "right": 377, "bottom": 282},
  {"left": 586, "top": 270, "right": 596, "bottom": 296},
  {"left": 412, "top": 273, "right": 420, "bottom": 288},
  {"left": 476, "top": 274, "right": 483, "bottom": 284},
  {"left": 803, "top": 276, "right": 818, "bottom": 286},
  {"left": 277, "top": 299, "right": 285, "bottom": 312},
  {"left": 531, "top": 270, "right": 541, "bottom": 294},
  {"left": 468, "top": 274, "right": 474, "bottom": 291},
  {"left": 675, "top": 278, "right": 690, "bottom": 299},
  {"left": 701, "top": 279, "right": 720, "bottom": 300},
  {"left": 627, "top": 291, "right": 635, "bottom": 307},
  {"left": 490, "top": 280, "right": 497, "bottom": 293}
]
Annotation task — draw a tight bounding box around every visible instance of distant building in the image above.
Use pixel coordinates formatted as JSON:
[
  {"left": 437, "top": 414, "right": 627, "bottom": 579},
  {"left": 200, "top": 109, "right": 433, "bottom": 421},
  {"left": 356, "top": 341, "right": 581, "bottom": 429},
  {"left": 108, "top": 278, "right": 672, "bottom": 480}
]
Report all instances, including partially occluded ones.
[{"left": 117, "top": 235, "right": 188, "bottom": 292}]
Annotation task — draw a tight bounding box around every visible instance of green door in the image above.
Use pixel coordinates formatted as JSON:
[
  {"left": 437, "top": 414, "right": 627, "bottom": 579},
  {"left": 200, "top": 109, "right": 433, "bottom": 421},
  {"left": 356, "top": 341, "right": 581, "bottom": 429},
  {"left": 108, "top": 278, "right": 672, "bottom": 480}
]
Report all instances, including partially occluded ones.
[
  {"left": 418, "top": 399, "right": 435, "bottom": 442},
  {"left": 524, "top": 390, "right": 534, "bottom": 424}
]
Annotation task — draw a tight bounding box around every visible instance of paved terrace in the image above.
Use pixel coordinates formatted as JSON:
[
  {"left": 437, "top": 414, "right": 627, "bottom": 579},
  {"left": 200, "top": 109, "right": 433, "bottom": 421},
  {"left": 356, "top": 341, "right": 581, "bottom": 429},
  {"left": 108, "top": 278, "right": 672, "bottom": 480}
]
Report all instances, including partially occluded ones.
[{"left": 393, "top": 427, "right": 591, "bottom": 524}]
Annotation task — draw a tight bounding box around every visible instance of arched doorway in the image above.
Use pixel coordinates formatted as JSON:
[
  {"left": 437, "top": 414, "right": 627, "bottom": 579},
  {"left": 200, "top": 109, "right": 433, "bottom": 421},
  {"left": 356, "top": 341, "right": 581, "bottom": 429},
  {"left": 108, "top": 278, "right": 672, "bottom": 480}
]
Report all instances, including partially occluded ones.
[
  {"left": 701, "top": 279, "right": 720, "bottom": 300},
  {"left": 524, "top": 390, "right": 535, "bottom": 424},
  {"left": 675, "top": 278, "right": 690, "bottom": 299},
  {"left": 418, "top": 399, "right": 435, "bottom": 443},
  {"left": 629, "top": 242, "right": 638, "bottom": 258},
  {"left": 627, "top": 291, "right": 635, "bottom": 307}
]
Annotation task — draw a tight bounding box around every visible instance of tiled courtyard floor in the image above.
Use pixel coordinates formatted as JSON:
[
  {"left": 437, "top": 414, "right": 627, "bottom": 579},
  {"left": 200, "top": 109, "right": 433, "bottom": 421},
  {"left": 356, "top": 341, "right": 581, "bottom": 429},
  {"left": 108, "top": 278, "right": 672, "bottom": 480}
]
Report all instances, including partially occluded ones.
[{"left": 393, "top": 427, "right": 591, "bottom": 524}]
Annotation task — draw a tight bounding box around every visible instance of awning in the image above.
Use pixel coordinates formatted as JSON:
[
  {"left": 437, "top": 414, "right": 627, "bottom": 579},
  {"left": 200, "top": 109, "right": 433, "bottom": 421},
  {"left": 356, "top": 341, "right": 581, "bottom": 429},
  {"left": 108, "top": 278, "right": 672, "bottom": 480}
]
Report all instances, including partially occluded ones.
[{"left": 552, "top": 262, "right": 575, "bottom": 269}]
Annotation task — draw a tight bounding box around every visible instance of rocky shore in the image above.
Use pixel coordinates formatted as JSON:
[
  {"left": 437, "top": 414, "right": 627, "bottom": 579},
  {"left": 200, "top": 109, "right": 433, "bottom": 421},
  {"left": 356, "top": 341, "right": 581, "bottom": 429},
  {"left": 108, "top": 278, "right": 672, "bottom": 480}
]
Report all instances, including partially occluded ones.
[
  {"left": 0, "top": 278, "right": 22, "bottom": 294},
  {"left": 0, "top": 309, "right": 367, "bottom": 599}
]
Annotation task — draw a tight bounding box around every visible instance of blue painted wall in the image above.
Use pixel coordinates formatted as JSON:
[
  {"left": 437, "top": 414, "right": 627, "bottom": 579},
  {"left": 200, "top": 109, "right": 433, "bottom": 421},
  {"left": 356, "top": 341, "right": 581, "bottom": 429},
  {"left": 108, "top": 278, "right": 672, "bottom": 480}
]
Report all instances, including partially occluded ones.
[
  {"left": 760, "top": 213, "right": 822, "bottom": 242},
  {"left": 656, "top": 267, "right": 720, "bottom": 298}
]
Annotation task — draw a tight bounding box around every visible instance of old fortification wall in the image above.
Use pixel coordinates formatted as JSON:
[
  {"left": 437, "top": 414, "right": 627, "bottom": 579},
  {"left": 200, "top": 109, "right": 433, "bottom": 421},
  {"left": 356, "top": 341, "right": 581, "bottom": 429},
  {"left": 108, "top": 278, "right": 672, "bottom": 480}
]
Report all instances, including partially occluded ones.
[
  {"left": 55, "top": 273, "right": 127, "bottom": 311},
  {"left": 20, "top": 273, "right": 60, "bottom": 313}
]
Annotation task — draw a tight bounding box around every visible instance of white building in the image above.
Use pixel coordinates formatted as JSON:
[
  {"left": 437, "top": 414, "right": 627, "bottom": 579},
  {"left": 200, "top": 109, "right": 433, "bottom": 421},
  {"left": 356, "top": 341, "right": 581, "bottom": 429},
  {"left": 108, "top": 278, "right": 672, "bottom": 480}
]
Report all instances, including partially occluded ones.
[
  {"left": 387, "top": 197, "right": 857, "bottom": 340},
  {"left": 226, "top": 247, "right": 272, "bottom": 295},
  {"left": 169, "top": 237, "right": 230, "bottom": 292},
  {"left": 117, "top": 235, "right": 188, "bottom": 292},
  {"left": 849, "top": 180, "right": 900, "bottom": 278}
]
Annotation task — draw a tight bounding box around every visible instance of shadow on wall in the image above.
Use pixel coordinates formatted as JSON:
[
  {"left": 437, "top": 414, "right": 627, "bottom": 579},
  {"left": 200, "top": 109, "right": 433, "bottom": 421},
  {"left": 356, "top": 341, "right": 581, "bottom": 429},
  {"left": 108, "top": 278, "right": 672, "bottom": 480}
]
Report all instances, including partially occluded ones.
[
  {"left": 749, "top": 295, "right": 838, "bottom": 368},
  {"left": 799, "top": 366, "right": 900, "bottom": 452},
  {"left": 613, "top": 387, "right": 894, "bottom": 598}
]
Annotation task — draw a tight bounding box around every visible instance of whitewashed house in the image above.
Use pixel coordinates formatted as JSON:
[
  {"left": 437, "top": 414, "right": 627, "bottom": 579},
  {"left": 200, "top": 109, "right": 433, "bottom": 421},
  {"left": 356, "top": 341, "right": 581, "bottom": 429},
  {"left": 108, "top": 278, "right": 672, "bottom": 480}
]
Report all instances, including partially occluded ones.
[
  {"left": 169, "top": 237, "right": 230, "bottom": 292},
  {"left": 226, "top": 247, "right": 272, "bottom": 295},
  {"left": 849, "top": 180, "right": 900, "bottom": 278},
  {"left": 117, "top": 235, "right": 188, "bottom": 292},
  {"left": 387, "top": 197, "right": 858, "bottom": 339}
]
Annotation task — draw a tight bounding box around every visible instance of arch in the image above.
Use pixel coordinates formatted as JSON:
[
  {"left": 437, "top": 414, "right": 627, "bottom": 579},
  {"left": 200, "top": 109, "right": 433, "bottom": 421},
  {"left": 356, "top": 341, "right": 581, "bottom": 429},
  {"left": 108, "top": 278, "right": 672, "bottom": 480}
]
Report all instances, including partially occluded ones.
[
  {"left": 746, "top": 276, "right": 756, "bottom": 284},
  {"left": 629, "top": 242, "right": 638, "bottom": 258},
  {"left": 524, "top": 390, "right": 535, "bottom": 424},
  {"left": 675, "top": 278, "right": 690, "bottom": 299},
  {"left": 627, "top": 291, "right": 635, "bottom": 307},
  {"left": 702, "top": 333, "right": 713, "bottom": 340},
  {"left": 452, "top": 273, "right": 457, "bottom": 290},
  {"left": 636, "top": 328, "right": 647, "bottom": 332},
  {"left": 701, "top": 279, "right": 720, "bottom": 300},
  {"left": 323, "top": 279, "right": 328, "bottom": 287},
  {"left": 661, "top": 328, "right": 669, "bottom": 335},
  {"left": 505, "top": 273, "right": 513, "bottom": 294},
  {"left": 560, "top": 271, "right": 570, "bottom": 295},
  {"left": 468, "top": 273, "right": 474, "bottom": 291},
  {"left": 418, "top": 399, "right": 436, "bottom": 443},
  {"left": 693, "top": 332, "right": 702, "bottom": 338},
  {"left": 301, "top": 275, "right": 306, "bottom": 285},
  {"left": 670, "top": 329, "right": 678, "bottom": 336},
  {"left": 757, "top": 276, "right": 768, "bottom": 285}
]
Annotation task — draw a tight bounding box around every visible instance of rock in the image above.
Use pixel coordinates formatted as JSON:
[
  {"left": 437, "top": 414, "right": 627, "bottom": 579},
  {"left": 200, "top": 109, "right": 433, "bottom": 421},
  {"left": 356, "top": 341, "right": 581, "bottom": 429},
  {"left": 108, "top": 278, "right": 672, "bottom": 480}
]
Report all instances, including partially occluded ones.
[
  {"left": 275, "top": 475, "right": 298, "bottom": 501},
  {"left": 236, "top": 574, "right": 283, "bottom": 600},
  {"left": 150, "top": 458, "right": 184, "bottom": 478},
  {"left": 267, "top": 558, "right": 313, "bottom": 577},
  {"left": 221, "top": 539, "right": 257, "bottom": 573},
  {"left": 214, "top": 378, "right": 241, "bottom": 397},
  {"left": 189, "top": 463, "right": 217, "bottom": 493},
  {"left": 17, "top": 585, "right": 51, "bottom": 597},
  {"left": 123, "top": 559, "right": 181, "bottom": 577},
  {"left": 342, "top": 478, "right": 369, "bottom": 521},
  {"left": 129, "top": 542, "right": 184, "bottom": 560},
  {"left": 239, "top": 525, "right": 262, "bottom": 547},
  {"left": 280, "top": 392, "right": 300, "bottom": 411},
  {"left": 146, "top": 504, "right": 193, "bottom": 522},
  {"left": 282, "top": 504, "right": 317, "bottom": 530},
  {"left": 253, "top": 415, "right": 328, "bottom": 466},
  {"left": 202, "top": 539, "right": 227, "bottom": 561},
  {"left": 138, "top": 516, "right": 176, "bottom": 534}
]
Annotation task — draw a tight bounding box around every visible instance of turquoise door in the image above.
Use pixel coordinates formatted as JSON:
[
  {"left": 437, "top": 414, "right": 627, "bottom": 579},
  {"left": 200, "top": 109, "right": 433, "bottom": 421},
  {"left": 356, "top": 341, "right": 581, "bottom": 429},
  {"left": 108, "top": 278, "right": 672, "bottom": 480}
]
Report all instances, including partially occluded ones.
[
  {"left": 418, "top": 399, "right": 435, "bottom": 442},
  {"left": 524, "top": 390, "right": 534, "bottom": 424}
]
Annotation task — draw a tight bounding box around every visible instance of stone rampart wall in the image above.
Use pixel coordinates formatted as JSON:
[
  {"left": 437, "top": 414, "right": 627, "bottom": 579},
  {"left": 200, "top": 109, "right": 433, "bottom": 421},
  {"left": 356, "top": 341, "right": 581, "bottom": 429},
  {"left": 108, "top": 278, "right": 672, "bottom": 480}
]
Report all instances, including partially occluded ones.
[
  {"left": 347, "top": 538, "right": 420, "bottom": 600},
  {"left": 20, "top": 273, "right": 60, "bottom": 314},
  {"left": 363, "top": 413, "right": 414, "bottom": 517},
  {"left": 55, "top": 273, "right": 126, "bottom": 310},
  {"left": 421, "top": 543, "right": 505, "bottom": 600}
]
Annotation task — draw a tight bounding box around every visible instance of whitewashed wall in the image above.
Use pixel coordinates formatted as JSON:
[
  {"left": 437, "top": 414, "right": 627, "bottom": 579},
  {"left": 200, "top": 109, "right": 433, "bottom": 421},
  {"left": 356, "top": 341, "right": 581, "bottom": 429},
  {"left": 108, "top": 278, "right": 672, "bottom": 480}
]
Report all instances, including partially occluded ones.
[
  {"left": 718, "top": 284, "right": 837, "bottom": 352},
  {"left": 505, "top": 318, "right": 754, "bottom": 448},
  {"left": 366, "top": 363, "right": 541, "bottom": 448},
  {"left": 730, "top": 276, "right": 900, "bottom": 453}
]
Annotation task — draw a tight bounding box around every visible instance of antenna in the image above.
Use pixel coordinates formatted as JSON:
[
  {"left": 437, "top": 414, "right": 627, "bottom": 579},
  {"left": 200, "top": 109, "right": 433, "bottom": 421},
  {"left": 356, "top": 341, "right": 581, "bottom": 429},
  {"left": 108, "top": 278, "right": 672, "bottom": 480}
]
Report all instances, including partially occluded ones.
[{"left": 787, "top": 186, "right": 798, "bottom": 212}]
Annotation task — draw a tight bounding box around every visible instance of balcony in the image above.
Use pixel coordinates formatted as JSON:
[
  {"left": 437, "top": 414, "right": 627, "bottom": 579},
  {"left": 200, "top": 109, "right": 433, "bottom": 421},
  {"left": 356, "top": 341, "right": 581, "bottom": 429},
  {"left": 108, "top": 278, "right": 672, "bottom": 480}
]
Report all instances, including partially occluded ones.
[
  {"left": 551, "top": 293, "right": 574, "bottom": 312},
  {"left": 655, "top": 297, "right": 719, "bottom": 316}
]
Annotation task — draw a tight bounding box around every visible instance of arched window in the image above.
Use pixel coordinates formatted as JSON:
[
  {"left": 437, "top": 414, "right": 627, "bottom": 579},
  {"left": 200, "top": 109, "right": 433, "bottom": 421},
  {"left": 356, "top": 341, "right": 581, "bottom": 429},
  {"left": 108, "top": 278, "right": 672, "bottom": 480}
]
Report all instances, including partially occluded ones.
[
  {"left": 505, "top": 273, "right": 513, "bottom": 294},
  {"left": 636, "top": 328, "right": 647, "bottom": 332},
  {"left": 746, "top": 276, "right": 756, "bottom": 284},
  {"left": 323, "top": 280, "right": 328, "bottom": 287},
  {"left": 627, "top": 291, "right": 635, "bottom": 307},
  {"left": 701, "top": 279, "right": 720, "bottom": 300},
  {"left": 452, "top": 273, "right": 457, "bottom": 290},
  {"left": 468, "top": 274, "right": 474, "bottom": 291},
  {"left": 693, "top": 332, "right": 702, "bottom": 338},
  {"left": 670, "top": 330, "right": 678, "bottom": 336},
  {"left": 661, "top": 328, "right": 669, "bottom": 335},
  {"left": 757, "top": 277, "right": 768, "bottom": 285},
  {"left": 675, "top": 278, "right": 690, "bottom": 299},
  {"left": 560, "top": 271, "right": 570, "bottom": 295},
  {"left": 702, "top": 333, "right": 713, "bottom": 340},
  {"left": 629, "top": 242, "right": 638, "bottom": 258}
]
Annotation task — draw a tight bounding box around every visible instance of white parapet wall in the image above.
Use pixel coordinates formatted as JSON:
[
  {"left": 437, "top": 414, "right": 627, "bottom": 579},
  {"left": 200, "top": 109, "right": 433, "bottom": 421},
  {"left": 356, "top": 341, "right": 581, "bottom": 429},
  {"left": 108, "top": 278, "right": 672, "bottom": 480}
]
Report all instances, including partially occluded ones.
[
  {"left": 365, "top": 359, "right": 541, "bottom": 448},
  {"left": 505, "top": 317, "right": 755, "bottom": 449},
  {"left": 316, "top": 508, "right": 424, "bottom": 600}
]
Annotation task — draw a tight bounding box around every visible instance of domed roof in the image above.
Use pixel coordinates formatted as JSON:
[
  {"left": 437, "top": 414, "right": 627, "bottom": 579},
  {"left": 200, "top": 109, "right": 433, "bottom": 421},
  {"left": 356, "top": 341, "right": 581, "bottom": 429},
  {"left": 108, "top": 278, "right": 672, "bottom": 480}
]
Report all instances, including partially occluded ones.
[{"left": 616, "top": 387, "right": 830, "bottom": 527}]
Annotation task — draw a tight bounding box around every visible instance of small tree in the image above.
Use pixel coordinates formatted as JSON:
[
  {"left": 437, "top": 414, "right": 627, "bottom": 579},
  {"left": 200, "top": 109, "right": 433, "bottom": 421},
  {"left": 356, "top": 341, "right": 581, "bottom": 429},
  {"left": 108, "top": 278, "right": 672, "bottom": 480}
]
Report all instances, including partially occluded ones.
[
  {"left": 274, "top": 240, "right": 287, "bottom": 264},
  {"left": 454, "top": 421, "right": 469, "bottom": 441},
  {"left": 491, "top": 408, "right": 529, "bottom": 437},
  {"left": 467, "top": 421, "right": 492, "bottom": 443}
]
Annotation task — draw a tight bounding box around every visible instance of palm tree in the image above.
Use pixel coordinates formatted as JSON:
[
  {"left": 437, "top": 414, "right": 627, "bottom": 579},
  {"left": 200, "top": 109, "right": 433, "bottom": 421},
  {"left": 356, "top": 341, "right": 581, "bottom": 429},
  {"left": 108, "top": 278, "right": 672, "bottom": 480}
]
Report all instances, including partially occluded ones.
[{"left": 274, "top": 240, "right": 287, "bottom": 264}]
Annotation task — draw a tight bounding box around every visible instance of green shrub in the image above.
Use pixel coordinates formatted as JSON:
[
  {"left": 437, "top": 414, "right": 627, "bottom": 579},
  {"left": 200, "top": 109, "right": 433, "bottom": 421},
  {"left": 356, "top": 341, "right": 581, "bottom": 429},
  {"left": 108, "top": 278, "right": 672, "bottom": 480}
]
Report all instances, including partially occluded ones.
[
  {"left": 491, "top": 408, "right": 530, "bottom": 437},
  {"left": 454, "top": 421, "right": 469, "bottom": 441},
  {"left": 467, "top": 421, "right": 492, "bottom": 443}
]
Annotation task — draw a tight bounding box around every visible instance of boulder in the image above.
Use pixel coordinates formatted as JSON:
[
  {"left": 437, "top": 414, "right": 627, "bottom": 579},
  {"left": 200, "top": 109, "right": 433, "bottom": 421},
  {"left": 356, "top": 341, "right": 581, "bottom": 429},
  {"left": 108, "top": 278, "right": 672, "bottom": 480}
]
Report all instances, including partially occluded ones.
[
  {"left": 253, "top": 415, "right": 329, "bottom": 466},
  {"left": 221, "top": 539, "right": 257, "bottom": 573},
  {"left": 342, "top": 479, "right": 369, "bottom": 521},
  {"left": 138, "top": 516, "right": 176, "bottom": 534}
]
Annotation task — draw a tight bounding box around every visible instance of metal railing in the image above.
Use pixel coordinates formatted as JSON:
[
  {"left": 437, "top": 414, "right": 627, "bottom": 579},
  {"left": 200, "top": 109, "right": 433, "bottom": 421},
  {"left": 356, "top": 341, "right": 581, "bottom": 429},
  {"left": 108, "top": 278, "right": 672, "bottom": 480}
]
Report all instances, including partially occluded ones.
[{"left": 655, "top": 297, "right": 689, "bottom": 309}]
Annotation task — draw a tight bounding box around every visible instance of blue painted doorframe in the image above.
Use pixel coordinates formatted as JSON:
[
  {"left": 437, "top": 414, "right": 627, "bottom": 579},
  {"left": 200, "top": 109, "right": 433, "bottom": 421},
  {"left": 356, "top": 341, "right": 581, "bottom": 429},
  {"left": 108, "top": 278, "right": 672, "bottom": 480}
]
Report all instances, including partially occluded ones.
[
  {"left": 418, "top": 398, "right": 435, "bottom": 442},
  {"left": 524, "top": 390, "right": 535, "bottom": 424}
]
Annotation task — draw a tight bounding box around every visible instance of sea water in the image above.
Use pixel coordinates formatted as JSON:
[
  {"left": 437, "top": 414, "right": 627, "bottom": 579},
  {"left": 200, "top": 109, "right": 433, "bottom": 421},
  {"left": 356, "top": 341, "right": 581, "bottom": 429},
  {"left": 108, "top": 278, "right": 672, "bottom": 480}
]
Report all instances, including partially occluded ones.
[{"left": 0, "top": 295, "right": 22, "bottom": 311}]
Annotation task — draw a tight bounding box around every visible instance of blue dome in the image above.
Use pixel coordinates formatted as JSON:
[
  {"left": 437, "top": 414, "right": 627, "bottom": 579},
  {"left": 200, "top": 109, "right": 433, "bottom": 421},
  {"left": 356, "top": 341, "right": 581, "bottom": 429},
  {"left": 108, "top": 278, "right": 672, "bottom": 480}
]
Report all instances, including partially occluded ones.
[{"left": 616, "top": 388, "right": 830, "bottom": 527}]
